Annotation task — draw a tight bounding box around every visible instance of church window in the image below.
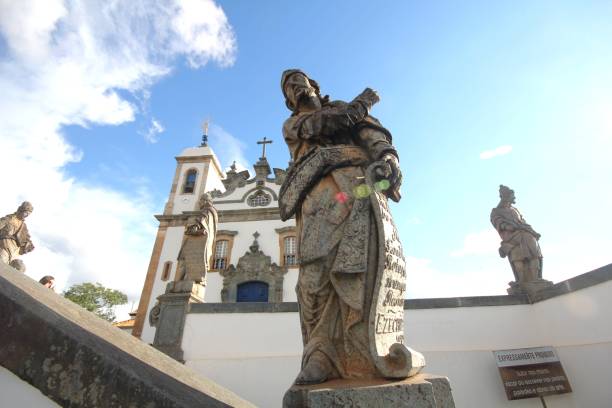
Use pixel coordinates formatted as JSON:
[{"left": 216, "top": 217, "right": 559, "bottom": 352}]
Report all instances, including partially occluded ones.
[
  {"left": 276, "top": 226, "right": 298, "bottom": 267},
  {"left": 247, "top": 190, "right": 271, "bottom": 207},
  {"left": 182, "top": 169, "right": 198, "bottom": 194},
  {"left": 213, "top": 240, "right": 229, "bottom": 270},
  {"left": 161, "top": 261, "right": 172, "bottom": 281},
  {"left": 284, "top": 236, "right": 297, "bottom": 266}
]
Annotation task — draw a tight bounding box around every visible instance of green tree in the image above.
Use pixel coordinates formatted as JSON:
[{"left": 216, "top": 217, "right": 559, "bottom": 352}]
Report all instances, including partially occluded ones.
[{"left": 63, "top": 282, "right": 128, "bottom": 322}]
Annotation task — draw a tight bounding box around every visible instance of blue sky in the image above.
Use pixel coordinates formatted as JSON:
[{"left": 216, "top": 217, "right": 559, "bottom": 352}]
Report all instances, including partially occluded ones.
[{"left": 1, "top": 0, "right": 611, "bottom": 312}]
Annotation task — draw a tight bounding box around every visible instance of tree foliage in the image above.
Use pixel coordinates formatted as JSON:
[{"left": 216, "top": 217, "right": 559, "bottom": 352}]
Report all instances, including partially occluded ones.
[{"left": 63, "top": 282, "right": 128, "bottom": 322}]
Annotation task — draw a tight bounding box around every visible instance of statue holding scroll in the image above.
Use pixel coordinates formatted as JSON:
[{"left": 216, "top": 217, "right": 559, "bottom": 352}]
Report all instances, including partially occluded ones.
[
  {"left": 279, "top": 70, "right": 423, "bottom": 385},
  {"left": 176, "top": 193, "right": 218, "bottom": 283}
]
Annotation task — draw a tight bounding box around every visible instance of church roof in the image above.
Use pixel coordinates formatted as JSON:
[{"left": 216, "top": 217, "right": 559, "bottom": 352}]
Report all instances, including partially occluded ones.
[{"left": 178, "top": 145, "right": 215, "bottom": 157}]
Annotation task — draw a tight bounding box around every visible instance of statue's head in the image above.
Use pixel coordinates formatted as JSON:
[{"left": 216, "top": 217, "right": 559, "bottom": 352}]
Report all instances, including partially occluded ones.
[
  {"left": 198, "top": 192, "right": 214, "bottom": 211},
  {"left": 499, "top": 185, "right": 516, "bottom": 204},
  {"left": 281, "top": 69, "right": 325, "bottom": 113},
  {"left": 16, "top": 201, "right": 33, "bottom": 219}
]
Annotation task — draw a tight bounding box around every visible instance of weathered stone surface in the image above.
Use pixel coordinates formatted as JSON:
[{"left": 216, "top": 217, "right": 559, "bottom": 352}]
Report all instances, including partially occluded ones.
[
  {"left": 283, "top": 374, "right": 455, "bottom": 408},
  {"left": 152, "top": 282, "right": 205, "bottom": 361},
  {"left": 176, "top": 193, "right": 218, "bottom": 283},
  {"left": 279, "top": 69, "right": 419, "bottom": 385},
  {"left": 491, "top": 185, "right": 553, "bottom": 295},
  {"left": 0, "top": 201, "right": 34, "bottom": 269},
  {"left": 0, "top": 262, "right": 254, "bottom": 408}
]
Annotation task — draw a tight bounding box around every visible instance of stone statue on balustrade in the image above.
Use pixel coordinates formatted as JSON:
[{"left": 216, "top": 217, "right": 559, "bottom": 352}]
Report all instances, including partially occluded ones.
[
  {"left": 0, "top": 201, "right": 35, "bottom": 272},
  {"left": 491, "top": 185, "right": 552, "bottom": 296},
  {"left": 279, "top": 69, "right": 425, "bottom": 389},
  {"left": 173, "top": 193, "right": 218, "bottom": 294},
  {"left": 150, "top": 193, "right": 218, "bottom": 361}
]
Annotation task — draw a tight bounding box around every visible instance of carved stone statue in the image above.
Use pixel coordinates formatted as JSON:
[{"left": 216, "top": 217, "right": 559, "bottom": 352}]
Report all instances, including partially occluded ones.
[
  {"left": 491, "top": 185, "right": 552, "bottom": 295},
  {"left": 279, "top": 69, "right": 423, "bottom": 386},
  {"left": 0, "top": 202, "right": 35, "bottom": 269},
  {"left": 176, "top": 193, "right": 218, "bottom": 283}
]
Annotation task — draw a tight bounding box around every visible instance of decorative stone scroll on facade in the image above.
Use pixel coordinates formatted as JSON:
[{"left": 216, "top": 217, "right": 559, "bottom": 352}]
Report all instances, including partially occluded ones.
[
  {"left": 273, "top": 168, "right": 288, "bottom": 185},
  {"left": 210, "top": 161, "right": 251, "bottom": 198},
  {"left": 220, "top": 232, "right": 288, "bottom": 303}
]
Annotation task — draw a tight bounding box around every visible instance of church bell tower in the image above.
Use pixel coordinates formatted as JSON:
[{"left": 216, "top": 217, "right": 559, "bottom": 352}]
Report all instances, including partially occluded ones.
[{"left": 132, "top": 124, "right": 225, "bottom": 339}]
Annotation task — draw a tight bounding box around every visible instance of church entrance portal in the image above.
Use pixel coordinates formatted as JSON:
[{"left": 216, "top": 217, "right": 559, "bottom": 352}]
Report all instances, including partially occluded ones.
[{"left": 237, "top": 281, "right": 269, "bottom": 302}]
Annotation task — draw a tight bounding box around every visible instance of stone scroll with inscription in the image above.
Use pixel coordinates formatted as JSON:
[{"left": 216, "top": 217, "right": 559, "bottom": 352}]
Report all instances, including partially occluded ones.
[{"left": 366, "top": 161, "right": 425, "bottom": 378}]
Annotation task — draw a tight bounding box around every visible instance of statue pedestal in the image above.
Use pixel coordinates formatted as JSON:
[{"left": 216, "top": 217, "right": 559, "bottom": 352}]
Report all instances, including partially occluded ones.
[
  {"left": 283, "top": 374, "right": 455, "bottom": 408},
  {"left": 152, "top": 281, "right": 205, "bottom": 362},
  {"left": 507, "top": 279, "right": 553, "bottom": 297},
  {"left": 167, "top": 280, "right": 206, "bottom": 300}
]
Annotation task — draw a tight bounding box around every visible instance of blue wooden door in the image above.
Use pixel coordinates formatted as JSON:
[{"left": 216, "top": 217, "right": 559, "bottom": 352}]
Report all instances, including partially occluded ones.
[{"left": 237, "top": 281, "right": 269, "bottom": 302}]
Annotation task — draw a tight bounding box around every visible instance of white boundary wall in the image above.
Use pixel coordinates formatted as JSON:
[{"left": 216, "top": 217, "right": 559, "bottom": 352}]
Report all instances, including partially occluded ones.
[
  {"left": 0, "top": 366, "right": 60, "bottom": 408},
  {"left": 183, "top": 279, "right": 612, "bottom": 408}
]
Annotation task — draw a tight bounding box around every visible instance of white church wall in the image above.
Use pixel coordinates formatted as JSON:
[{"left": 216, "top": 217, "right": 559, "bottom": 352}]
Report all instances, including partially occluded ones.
[
  {"left": 182, "top": 280, "right": 612, "bottom": 408},
  {"left": 203, "top": 166, "right": 225, "bottom": 197},
  {"left": 140, "top": 225, "right": 185, "bottom": 344},
  {"left": 282, "top": 268, "right": 298, "bottom": 302},
  {"left": 172, "top": 161, "right": 208, "bottom": 214},
  {"left": 220, "top": 220, "right": 290, "bottom": 266},
  {"left": 0, "top": 366, "right": 60, "bottom": 408},
  {"left": 204, "top": 272, "right": 223, "bottom": 302}
]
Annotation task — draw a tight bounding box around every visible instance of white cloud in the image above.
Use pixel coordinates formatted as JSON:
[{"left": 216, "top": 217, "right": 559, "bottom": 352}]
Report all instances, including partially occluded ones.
[
  {"left": 450, "top": 229, "right": 500, "bottom": 257},
  {"left": 0, "top": 0, "right": 236, "bottom": 318},
  {"left": 479, "top": 145, "right": 513, "bottom": 159},
  {"left": 543, "top": 236, "right": 612, "bottom": 284},
  {"left": 142, "top": 118, "right": 165, "bottom": 143},
  {"left": 405, "top": 255, "right": 507, "bottom": 298},
  {"left": 208, "top": 123, "right": 249, "bottom": 170}
]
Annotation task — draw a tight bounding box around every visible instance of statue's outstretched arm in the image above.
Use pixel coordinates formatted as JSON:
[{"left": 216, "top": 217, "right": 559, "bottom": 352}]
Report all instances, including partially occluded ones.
[{"left": 297, "top": 88, "right": 379, "bottom": 140}]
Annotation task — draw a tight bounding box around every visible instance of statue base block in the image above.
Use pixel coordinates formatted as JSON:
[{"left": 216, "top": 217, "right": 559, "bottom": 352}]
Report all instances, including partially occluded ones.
[
  {"left": 166, "top": 280, "right": 205, "bottom": 301},
  {"left": 507, "top": 279, "right": 553, "bottom": 297},
  {"left": 283, "top": 374, "right": 455, "bottom": 408}
]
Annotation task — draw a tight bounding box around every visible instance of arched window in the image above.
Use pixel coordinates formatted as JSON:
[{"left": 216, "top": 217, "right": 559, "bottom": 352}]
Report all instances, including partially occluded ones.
[
  {"left": 213, "top": 240, "right": 229, "bottom": 270},
  {"left": 247, "top": 190, "right": 271, "bottom": 207},
  {"left": 161, "top": 261, "right": 172, "bottom": 281},
  {"left": 182, "top": 169, "right": 197, "bottom": 194},
  {"left": 283, "top": 236, "right": 297, "bottom": 266},
  {"left": 237, "top": 281, "right": 269, "bottom": 302}
]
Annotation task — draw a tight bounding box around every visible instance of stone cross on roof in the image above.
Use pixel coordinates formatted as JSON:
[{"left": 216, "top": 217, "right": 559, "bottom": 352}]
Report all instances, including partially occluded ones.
[
  {"left": 249, "top": 231, "right": 260, "bottom": 253},
  {"left": 256, "top": 137, "right": 272, "bottom": 159}
]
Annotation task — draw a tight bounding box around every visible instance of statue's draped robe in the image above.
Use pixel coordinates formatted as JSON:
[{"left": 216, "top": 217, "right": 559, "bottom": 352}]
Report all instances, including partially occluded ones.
[
  {"left": 0, "top": 214, "right": 31, "bottom": 264},
  {"left": 490, "top": 206, "right": 542, "bottom": 280},
  {"left": 177, "top": 209, "right": 217, "bottom": 283},
  {"left": 283, "top": 101, "right": 396, "bottom": 378}
]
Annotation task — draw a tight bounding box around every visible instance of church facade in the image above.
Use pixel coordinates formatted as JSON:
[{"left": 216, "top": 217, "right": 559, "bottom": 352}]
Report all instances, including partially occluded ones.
[{"left": 133, "top": 141, "right": 298, "bottom": 343}]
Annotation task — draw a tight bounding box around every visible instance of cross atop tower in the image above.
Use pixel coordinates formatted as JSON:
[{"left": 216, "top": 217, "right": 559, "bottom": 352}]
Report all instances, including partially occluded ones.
[
  {"left": 200, "top": 119, "right": 209, "bottom": 147},
  {"left": 257, "top": 137, "right": 273, "bottom": 159}
]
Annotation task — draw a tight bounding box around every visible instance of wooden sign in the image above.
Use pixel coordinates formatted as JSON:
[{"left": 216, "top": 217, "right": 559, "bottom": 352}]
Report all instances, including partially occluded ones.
[{"left": 494, "top": 347, "right": 572, "bottom": 400}]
